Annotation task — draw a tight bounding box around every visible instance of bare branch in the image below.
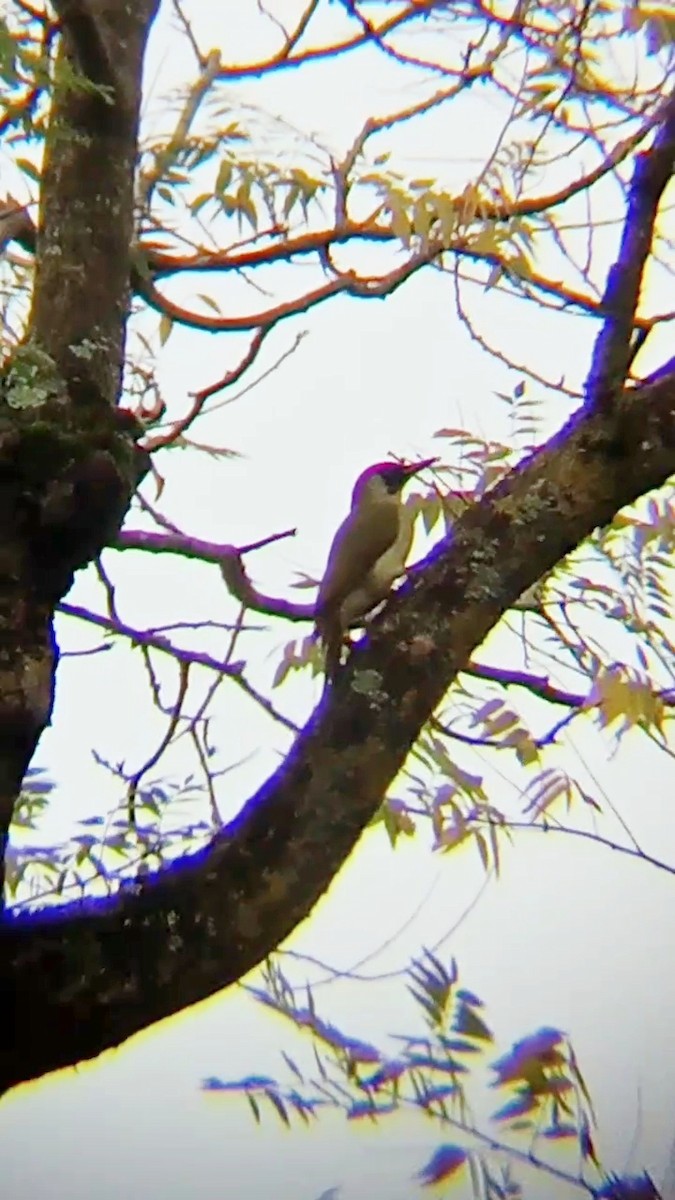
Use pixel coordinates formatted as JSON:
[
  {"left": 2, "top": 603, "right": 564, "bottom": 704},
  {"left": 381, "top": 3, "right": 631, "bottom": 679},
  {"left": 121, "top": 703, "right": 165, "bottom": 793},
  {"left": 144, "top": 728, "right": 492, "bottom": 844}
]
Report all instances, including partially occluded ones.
[
  {"left": 57, "top": 601, "right": 299, "bottom": 733},
  {"left": 126, "top": 661, "right": 190, "bottom": 822},
  {"left": 136, "top": 47, "right": 222, "bottom": 212},
  {"left": 460, "top": 661, "right": 675, "bottom": 712},
  {"left": 5, "top": 365, "right": 675, "bottom": 1091},
  {"left": 585, "top": 87, "right": 675, "bottom": 412},
  {"left": 3, "top": 118, "right": 659, "bottom": 350},
  {"left": 139, "top": 233, "right": 675, "bottom": 338},
  {"left": 58, "top": 600, "right": 238, "bottom": 674},
  {"left": 216, "top": 1, "right": 445, "bottom": 80},
  {"left": 115, "top": 528, "right": 313, "bottom": 622},
  {"left": 272, "top": 0, "right": 321, "bottom": 63},
  {"left": 137, "top": 249, "right": 429, "bottom": 332},
  {"left": 141, "top": 328, "right": 270, "bottom": 452},
  {"left": 461, "top": 663, "right": 593, "bottom": 709},
  {"left": 169, "top": 0, "right": 206, "bottom": 67},
  {"left": 491, "top": 818, "right": 675, "bottom": 879}
]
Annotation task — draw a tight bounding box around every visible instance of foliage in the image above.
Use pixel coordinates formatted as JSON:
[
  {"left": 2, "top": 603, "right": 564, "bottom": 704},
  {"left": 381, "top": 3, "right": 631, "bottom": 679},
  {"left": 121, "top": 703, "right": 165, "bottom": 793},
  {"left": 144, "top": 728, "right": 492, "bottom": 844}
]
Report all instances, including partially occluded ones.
[
  {"left": 3, "top": 0, "right": 675, "bottom": 848},
  {"left": 1, "top": 2, "right": 675, "bottom": 1191},
  {"left": 204, "top": 951, "right": 623, "bottom": 1199},
  {"left": 6, "top": 766, "right": 217, "bottom": 907}
]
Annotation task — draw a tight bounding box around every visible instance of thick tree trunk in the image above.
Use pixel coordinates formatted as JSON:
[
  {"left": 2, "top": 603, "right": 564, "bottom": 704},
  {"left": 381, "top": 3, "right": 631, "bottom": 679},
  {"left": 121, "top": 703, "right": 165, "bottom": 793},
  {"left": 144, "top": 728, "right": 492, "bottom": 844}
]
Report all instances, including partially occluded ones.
[
  {"left": 1, "top": 2, "right": 675, "bottom": 1099},
  {"left": 0, "top": 0, "right": 158, "bottom": 901},
  {"left": 2, "top": 367, "right": 675, "bottom": 1094}
]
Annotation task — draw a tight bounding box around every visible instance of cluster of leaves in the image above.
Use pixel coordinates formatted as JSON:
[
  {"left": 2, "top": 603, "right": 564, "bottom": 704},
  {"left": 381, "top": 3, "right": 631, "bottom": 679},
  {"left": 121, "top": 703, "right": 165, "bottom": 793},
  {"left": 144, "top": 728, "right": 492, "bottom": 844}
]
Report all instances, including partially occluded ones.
[
  {"left": 6, "top": 768, "right": 217, "bottom": 908},
  {"left": 190, "top": 156, "right": 325, "bottom": 237},
  {"left": 267, "top": 407, "right": 675, "bottom": 882},
  {"left": 359, "top": 161, "right": 538, "bottom": 273},
  {"left": 146, "top": 117, "right": 327, "bottom": 238},
  {"left": 204, "top": 951, "right": 607, "bottom": 1199},
  {"left": 11, "top": 426, "right": 673, "bottom": 915},
  {"left": 0, "top": 7, "right": 673, "bottom": 1196}
]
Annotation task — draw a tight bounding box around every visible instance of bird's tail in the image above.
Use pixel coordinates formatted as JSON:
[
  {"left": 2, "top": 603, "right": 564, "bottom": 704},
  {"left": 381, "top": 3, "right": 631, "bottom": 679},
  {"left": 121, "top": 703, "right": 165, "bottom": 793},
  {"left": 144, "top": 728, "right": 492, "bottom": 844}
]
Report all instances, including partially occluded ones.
[{"left": 314, "top": 614, "right": 344, "bottom": 682}]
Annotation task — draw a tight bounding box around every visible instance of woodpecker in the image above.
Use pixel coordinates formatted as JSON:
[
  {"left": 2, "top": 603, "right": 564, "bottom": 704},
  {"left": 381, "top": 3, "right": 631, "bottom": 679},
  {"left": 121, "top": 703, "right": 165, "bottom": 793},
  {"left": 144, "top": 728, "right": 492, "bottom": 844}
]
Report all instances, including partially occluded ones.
[{"left": 315, "top": 457, "right": 438, "bottom": 678}]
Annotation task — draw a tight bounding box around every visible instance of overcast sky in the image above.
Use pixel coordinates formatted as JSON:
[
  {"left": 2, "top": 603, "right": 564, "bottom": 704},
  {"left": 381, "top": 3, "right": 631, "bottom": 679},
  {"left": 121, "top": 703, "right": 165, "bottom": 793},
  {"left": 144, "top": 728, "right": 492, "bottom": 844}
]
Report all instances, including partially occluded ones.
[{"left": 3, "top": 3, "right": 675, "bottom": 1199}]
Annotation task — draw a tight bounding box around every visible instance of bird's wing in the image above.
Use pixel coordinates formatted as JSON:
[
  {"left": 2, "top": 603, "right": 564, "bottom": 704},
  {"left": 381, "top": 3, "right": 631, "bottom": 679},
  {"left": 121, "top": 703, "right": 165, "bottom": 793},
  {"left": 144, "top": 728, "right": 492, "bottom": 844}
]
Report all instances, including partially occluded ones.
[
  {"left": 315, "top": 502, "right": 400, "bottom": 621},
  {"left": 386, "top": 501, "right": 415, "bottom": 574}
]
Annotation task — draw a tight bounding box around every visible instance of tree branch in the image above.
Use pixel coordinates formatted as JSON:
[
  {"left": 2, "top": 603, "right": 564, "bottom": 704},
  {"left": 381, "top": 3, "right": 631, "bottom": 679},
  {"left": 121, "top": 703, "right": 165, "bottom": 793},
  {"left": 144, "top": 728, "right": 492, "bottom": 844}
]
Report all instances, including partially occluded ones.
[
  {"left": 4, "top": 3, "right": 675, "bottom": 1104},
  {"left": 115, "top": 527, "right": 313, "bottom": 621},
  {"left": 493, "top": 818, "right": 675, "bottom": 879},
  {"left": 144, "top": 144, "right": 651, "bottom": 279},
  {"left": 215, "top": 1, "right": 443, "bottom": 80},
  {"left": 141, "top": 328, "right": 270, "bottom": 451},
  {"left": 585, "top": 86, "right": 675, "bottom": 413},
  {"left": 0, "top": 1, "right": 157, "bottom": 898},
  {"left": 136, "top": 45, "right": 222, "bottom": 212},
  {"left": 58, "top": 601, "right": 299, "bottom": 732},
  {"left": 4, "top": 115, "right": 656, "bottom": 337},
  {"left": 4, "top": 366, "right": 675, "bottom": 1093},
  {"left": 30, "top": 0, "right": 160, "bottom": 402},
  {"left": 460, "top": 662, "right": 665, "bottom": 710}
]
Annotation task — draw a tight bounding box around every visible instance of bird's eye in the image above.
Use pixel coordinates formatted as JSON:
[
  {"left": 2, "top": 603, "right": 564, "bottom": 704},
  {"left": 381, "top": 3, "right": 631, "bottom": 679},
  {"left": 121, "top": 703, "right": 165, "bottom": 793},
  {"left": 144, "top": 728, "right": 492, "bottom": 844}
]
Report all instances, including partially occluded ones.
[{"left": 382, "top": 467, "right": 407, "bottom": 492}]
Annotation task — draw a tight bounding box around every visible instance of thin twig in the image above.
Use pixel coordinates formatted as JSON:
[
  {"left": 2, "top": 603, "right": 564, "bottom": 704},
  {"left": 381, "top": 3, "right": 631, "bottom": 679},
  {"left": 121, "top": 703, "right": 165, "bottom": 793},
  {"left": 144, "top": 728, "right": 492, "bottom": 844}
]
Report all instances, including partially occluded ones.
[
  {"left": 127, "top": 662, "right": 190, "bottom": 823},
  {"left": 585, "top": 87, "right": 675, "bottom": 412},
  {"left": 142, "top": 328, "right": 270, "bottom": 451},
  {"left": 488, "top": 817, "right": 675, "bottom": 878},
  {"left": 115, "top": 527, "right": 312, "bottom": 622},
  {"left": 57, "top": 602, "right": 299, "bottom": 732},
  {"left": 136, "top": 47, "right": 222, "bottom": 211}
]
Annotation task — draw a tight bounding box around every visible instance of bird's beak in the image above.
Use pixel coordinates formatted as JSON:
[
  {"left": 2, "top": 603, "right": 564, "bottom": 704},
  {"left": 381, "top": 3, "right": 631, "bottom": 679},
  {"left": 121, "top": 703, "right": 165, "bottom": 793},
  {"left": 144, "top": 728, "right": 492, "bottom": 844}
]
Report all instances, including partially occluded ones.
[{"left": 402, "top": 456, "right": 439, "bottom": 477}]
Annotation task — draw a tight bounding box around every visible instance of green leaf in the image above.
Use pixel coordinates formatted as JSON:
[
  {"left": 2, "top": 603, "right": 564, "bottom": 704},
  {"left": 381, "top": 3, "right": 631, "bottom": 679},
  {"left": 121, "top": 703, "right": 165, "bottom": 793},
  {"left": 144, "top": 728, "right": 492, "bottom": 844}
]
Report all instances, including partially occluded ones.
[
  {"left": 190, "top": 192, "right": 213, "bottom": 214},
  {"left": 196, "top": 292, "right": 221, "bottom": 314},
  {"left": 475, "top": 832, "right": 489, "bottom": 873},
  {"left": 158, "top": 313, "right": 173, "bottom": 346},
  {"left": 418, "top": 1144, "right": 467, "bottom": 1186},
  {"left": 412, "top": 198, "right": 432, "bottom": 242},
  {"left": 433, "top": 193, "right": 458, "bottom": 247},
  {"left": 215, "top": 159, "right": 233, "bottom": 193},
  {"left": 265, "top": 1089, "right": 290, "bottom": 1127},
  {"left": 283, "top": 183, "right": 300, "bottom": 220},
  {"left": 15, "top": 156, "right": 41, "bottom": 183},
  {"left": 387, "top": 192, "right": 411, "bottom": 242},
  {"left": 453, "top": 1001, "right": 492, "bottom": 1042}
]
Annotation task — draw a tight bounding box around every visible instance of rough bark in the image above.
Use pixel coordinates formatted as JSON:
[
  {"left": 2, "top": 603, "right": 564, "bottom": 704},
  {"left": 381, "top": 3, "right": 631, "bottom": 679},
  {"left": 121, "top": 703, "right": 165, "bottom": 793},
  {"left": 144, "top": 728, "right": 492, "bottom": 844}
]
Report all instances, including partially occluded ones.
[
  {"left": 0, "top": 5, "right": 157, "bottom": 893},
  {"left": 1, "top": 2, "right": 675, "bottom": 1099},
  {"left": 2, "top": 366, "right": 675, "bottom": 1094}
]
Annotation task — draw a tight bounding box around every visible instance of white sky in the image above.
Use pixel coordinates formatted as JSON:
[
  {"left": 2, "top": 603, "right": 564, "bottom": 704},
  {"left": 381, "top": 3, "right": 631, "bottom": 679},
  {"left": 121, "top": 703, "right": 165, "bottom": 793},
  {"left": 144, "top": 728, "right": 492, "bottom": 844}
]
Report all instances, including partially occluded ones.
[{"left": 2, "top": 3, "right": 675, "bottom": 1199}]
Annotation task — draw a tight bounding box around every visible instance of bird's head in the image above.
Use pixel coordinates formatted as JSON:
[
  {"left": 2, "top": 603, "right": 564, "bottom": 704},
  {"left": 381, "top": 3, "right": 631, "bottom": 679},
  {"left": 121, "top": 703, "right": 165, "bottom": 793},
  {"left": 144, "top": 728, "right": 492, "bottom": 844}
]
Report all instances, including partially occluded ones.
[{"left": 351, "top": 457, "right": 438, "bottom": 506}]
